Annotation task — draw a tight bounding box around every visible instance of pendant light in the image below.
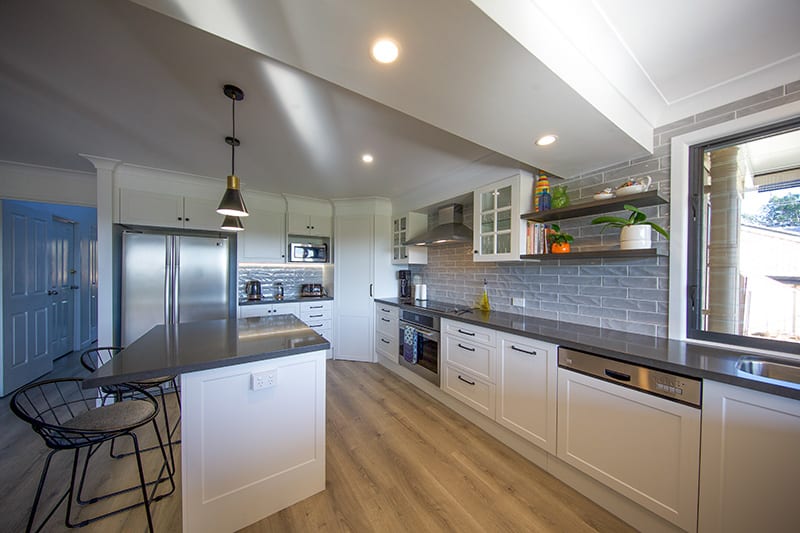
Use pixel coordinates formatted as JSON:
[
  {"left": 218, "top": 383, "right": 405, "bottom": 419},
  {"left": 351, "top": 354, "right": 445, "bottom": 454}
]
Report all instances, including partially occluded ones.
[
  {"left": 220, "top": 215, "right": 244, "bottom": 232},
  {"left": 217, "top": 84, "right": 249, "bottom": 218}
]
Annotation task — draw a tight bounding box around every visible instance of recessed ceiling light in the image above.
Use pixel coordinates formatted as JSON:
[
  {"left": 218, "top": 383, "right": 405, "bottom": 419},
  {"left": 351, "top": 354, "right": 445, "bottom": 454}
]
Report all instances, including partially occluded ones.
[
  {"left": 536, "top": 134, "right": 558, "bottom": 146},
  {"left": 371, "top": 38, "right": 399, "bottom": 64},
  {"left": 362, "top": 153, "right": 374, "bottom": 163}
]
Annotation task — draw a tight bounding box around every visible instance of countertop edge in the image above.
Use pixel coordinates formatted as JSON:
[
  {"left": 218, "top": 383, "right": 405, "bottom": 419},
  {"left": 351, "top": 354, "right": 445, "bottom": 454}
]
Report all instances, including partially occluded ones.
[
  {"left": 84, "top": 340, "right": 330, "bottom": 389},
  {"left": 376, "top": 298, "right": 800, "bottom": 401}
]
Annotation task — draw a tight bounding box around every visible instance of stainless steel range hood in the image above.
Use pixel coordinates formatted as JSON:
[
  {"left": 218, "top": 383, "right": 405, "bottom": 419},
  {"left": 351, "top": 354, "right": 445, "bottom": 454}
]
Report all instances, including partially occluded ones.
[{"left": 404, "top": 204, "right": 472, "bottom": 246}]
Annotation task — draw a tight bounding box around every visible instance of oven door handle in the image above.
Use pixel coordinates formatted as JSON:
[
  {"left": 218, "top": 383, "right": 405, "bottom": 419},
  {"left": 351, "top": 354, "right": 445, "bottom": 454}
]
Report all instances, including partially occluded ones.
[{"left": 399, "top": 322, "right": 439, "bottom": 341}]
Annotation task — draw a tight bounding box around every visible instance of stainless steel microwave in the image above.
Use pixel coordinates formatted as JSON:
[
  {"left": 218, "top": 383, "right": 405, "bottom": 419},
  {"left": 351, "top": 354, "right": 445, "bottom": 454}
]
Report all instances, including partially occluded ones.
[{"left": 288, "top": 242, "right": 328, "bottom": 263}]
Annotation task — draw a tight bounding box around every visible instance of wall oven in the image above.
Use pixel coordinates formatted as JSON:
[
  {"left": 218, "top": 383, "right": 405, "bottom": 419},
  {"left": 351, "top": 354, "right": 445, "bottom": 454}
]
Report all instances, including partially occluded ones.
[{"left": 398, "top": 309, "right": 440, "bottom": 386}]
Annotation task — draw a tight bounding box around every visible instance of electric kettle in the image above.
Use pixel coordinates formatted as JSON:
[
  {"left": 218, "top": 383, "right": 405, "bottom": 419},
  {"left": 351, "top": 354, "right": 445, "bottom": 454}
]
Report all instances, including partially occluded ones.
[{"left": 245, "top": 280, "right": 262, "bottom": 300}]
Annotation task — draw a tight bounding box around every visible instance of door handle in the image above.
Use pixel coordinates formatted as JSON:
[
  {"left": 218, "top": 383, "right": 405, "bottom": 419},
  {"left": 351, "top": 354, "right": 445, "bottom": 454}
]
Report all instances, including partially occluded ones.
[
  {"left": 47, "top": 289, "right": 59, "bottom": 295},
  {"left": 69, "top": 285, "right": 80, "bottom": 290},
  {"left": 511, "top": 345, "right": 536, "bottom": 355},
  {"left": 457, "top": 375, "right": 476, "bottom": 386},
  {"left": 370, "top": 283, "right": 373, "bottom": 297}
]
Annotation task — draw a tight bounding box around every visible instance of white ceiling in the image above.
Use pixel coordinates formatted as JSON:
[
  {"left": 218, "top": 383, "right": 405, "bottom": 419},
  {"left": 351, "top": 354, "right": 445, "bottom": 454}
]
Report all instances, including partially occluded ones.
[{"left": 1, "top": 0, "right": 798, "bottom": 207}]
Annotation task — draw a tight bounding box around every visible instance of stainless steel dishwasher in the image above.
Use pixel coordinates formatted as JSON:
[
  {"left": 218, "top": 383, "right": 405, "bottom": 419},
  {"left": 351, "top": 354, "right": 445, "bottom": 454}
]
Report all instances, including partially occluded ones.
[{"left": 556, "top": 347, "right": 702, "bottom": 532}]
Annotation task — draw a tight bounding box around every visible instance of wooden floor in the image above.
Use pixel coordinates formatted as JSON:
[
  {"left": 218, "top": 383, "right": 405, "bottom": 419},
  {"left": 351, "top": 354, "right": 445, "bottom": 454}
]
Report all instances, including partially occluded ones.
[{"left": 1, "top": 354, "right": 634, "bottom": 532}]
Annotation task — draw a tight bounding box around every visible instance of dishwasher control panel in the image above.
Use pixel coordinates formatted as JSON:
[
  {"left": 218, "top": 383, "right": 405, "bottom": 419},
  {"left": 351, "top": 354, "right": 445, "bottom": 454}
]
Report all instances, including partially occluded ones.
[{"left": 559, "top": 347, "right": 702, "bottom": 407}]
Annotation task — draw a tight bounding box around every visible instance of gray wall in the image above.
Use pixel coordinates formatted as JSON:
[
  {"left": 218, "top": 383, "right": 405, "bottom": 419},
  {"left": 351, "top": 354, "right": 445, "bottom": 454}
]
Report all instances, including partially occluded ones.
[{"left": 410, "top": 79, "right": 800, "bottom": 337}]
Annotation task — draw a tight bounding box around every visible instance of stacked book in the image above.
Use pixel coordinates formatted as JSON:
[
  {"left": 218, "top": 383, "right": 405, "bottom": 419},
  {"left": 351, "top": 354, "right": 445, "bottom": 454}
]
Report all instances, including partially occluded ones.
[{"left": 526, "top": 221, "right": 550, "bottom": 255}]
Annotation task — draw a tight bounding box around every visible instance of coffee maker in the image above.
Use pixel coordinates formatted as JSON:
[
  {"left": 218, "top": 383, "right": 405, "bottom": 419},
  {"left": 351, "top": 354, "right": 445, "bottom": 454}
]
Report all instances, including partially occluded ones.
[{"left": 398, "top": 270, "right": 412, "bottom": 299}]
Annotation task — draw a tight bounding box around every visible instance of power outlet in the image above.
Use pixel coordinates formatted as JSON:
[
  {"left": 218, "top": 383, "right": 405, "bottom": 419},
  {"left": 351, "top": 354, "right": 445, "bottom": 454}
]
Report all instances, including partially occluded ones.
[
  {"left": 512, "top": 297, "right": 525, "bottom": 307},
  {"left": 251, "top": 369, "right": 278, "bottom": 391}
]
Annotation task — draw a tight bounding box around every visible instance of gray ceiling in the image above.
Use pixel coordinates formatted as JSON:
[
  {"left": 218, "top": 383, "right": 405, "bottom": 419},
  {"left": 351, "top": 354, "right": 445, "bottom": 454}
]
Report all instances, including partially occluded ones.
[{"left": 1, "top": 0, "right": 798, "bottom": 205}]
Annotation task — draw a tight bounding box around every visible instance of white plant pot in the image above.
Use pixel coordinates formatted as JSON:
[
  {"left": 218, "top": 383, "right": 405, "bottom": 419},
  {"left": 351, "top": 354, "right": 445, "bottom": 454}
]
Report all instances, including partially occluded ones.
[{"left": 620, "top": 225, "right": 652, "bottom": 250}]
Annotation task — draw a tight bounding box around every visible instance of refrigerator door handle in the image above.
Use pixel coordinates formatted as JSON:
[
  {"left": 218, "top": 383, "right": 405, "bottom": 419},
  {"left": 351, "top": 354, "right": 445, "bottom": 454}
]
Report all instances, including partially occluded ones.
[
  {"left": 164, "top": 238, "right": 172, "bottom": 325},
  {"left": 173, "top": 236, "right": 180, "bottom": 324}
]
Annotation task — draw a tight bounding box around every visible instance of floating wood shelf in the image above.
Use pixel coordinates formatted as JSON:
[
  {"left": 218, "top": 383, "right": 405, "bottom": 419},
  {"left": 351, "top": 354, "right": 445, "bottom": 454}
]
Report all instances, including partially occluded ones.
[
  {"left": 520, "top": 248, "right": 665, "bottom": 261},
  {"left": 521, "top": 190, "right": 668, "bottom": 223}
]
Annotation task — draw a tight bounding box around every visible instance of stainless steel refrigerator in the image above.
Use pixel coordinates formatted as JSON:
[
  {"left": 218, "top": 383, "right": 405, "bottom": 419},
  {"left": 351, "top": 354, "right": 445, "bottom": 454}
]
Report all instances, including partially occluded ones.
[{"left": 121, "top": 231, "right": 231, "bottom": 345}]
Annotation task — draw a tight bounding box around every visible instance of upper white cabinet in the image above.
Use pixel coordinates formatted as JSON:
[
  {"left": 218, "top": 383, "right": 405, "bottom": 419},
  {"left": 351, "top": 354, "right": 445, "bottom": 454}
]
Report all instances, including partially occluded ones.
[
  {"left": 392, "top": 212, "right": 427, "bottom": 265},
  {"left": 118, "top": 188, "right": 222, "bottom": 231},
  {"left": 285, "top": 195, "right": 332, "bottom": 238},
  {"left": 472, "top": 171, "right": 533, "bottom": 262},
  {"left": 287, "top": 213, "right": 331, "bottom": 237},
  {"left": 237, "top": 191, "right": 287, "bottom": 263},
  {"left": 699, "top": 380, "right": 800, "bottom": 533}
]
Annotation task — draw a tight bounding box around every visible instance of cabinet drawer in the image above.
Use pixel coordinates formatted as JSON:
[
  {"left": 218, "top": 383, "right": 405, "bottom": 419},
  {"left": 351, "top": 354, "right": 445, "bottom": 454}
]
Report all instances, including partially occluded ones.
[
  {"left": 301, "top": 308, "right": 332, "bottom": 321},
  {"left": 376, "top": 304, "right": 398, "bottom": 320},
  {"left": 442, "top": 366, "right": 495, "bottom": 418},
  {"left": 375, "top": 331, "right": 398, "bottom": 363},
  {"left": 442, "top": 319, "right": 495, "bottom": 347},
  {"left": 239, "top": 305, "right": 269, "bottom": 318},
  {"left": 304, "top": 318, "right": 331, "bottom": 331},
  {"left": 443, "top": 334, "right": 494, "bottom": 381},
  {"left": 376, "top": 314, "right": 397, "bottom": 336},
  {"left": 300, "top": 301, "right": 332, "bottom": 313}
]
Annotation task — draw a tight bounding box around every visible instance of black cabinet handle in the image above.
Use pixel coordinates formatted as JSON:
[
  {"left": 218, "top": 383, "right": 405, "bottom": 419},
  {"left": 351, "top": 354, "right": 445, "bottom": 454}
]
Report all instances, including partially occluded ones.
[
  {"left": 457, "top": 329, "right": 475, "bottom": 336},
  {"left": 310, "top": 305, "right": 323, "bottom": 309},
  {"left": 177, "top": 217, "right": 183, "bottom": 221},
  {"left": 511, "top": 345, "right": 536, "bottom": 355},
  {"left": 381, "top": 338, "right": 390, "bottom": 344},
  {"left": 381, "top": 307, "right": 390, "bottom": 312},
  {"left": 457, "top": 343, "right": 476, "bottom": 352},
  {"left": 309, "top": 323, "right": 323, "bottom": 328},
  {"left": 185, "top": 217, "right": 190, "bottom": 222},
  {"left": 605, "top": 369, "right": 631, "bottom": 382},
  {"left": 309, "top": 314, "right": 323, "bottom": 318},
  {"left": 381, "top": 317, "right": 390, "bottom": 322},
  {"left": 458, "top": 375, "right": 476, "bottom": 386},
  {"left": 370, "top": 283, "right": 373, "bottom": 297}
]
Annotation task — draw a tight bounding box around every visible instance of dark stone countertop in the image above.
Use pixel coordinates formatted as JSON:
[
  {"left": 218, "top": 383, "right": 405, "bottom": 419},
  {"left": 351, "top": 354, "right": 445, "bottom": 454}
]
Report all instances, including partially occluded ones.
[
  {"left": 83, "top": 316, "right": 330, "bottom": 389},
  {"left": 376, "top": 297, "right": 800, "bottom": 401},
  {"left": 239, "top": 296, "right": 334, "bottom": 306}
]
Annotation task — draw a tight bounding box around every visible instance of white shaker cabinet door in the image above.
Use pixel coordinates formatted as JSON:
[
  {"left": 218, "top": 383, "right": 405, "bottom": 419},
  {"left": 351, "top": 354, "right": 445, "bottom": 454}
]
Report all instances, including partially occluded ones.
[
  {"left": 118, "top": 188, "right": 183, "bottom": 228},
  {"left": 699, "top": 380, "right": 800, "bottom": 533},
  {"left": 239, "top": 208, "right": 286, "bottom": 263},
  {"left": 496, "top": 334, "right": 557, "bottom": 453}
]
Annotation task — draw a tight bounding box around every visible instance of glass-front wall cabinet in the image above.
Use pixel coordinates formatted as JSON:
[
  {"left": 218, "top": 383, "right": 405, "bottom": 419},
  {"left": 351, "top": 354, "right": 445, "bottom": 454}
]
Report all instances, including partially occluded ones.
[
  {"left": 392, "top": 212, "right": 428, "bottom": 265},
  {"left": 473, "top": 173, "right": 533, "bottom": 262}
]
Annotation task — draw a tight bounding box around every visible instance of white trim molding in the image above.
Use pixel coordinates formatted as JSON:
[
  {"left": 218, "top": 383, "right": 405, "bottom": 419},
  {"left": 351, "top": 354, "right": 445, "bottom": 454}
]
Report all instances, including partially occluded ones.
[{"left": 668, "top": 101, "right": 800, "bottom": 349}]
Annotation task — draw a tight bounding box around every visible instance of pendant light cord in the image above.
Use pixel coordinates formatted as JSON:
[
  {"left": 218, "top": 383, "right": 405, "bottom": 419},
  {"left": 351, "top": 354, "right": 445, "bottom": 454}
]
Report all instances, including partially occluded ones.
[{"left": 230, "top": 96, "right": 236, "bottom": 176}]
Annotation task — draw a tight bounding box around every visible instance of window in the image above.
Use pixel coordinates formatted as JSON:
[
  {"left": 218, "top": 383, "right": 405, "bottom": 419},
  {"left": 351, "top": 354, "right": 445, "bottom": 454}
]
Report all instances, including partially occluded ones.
[{"left": 687, "top": 119, "right": 800, "bottom": 352}]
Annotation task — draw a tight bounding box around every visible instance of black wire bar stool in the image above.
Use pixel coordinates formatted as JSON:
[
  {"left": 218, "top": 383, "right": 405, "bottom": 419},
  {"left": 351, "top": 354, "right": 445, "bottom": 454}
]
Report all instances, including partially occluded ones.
[
  {"left": 10, "top": 378, "right": 175, "bottom": 533},
  {"left": 81, "top": 346, "right": 181, "bottom": 474}
]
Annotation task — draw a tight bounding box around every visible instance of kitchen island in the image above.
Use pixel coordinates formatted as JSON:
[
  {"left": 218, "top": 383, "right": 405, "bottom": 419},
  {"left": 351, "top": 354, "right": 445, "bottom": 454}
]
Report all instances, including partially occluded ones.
[{"left": 84, "top": 315, "right": 330, "bottom": 533}]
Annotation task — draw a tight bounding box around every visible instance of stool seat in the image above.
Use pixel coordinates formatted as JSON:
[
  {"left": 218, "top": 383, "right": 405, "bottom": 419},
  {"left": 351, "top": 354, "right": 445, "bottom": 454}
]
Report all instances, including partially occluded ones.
[{"left": 63, "top": 400, "right": 156, "bottom": 432}]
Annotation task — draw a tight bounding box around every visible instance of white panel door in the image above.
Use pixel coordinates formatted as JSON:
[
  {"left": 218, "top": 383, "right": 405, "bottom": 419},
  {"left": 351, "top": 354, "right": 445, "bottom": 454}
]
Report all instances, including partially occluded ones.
[
  {"left": 699, "top": 380, "right": 800, "bottom": 533},
  {"left": 334, "top": 214, "right": 374, "bottom": 361},
  {"left": 49, "top": 218, "right": 75, "bottom": 358},
  {"left": 2, "top": 202, "right": 52, "bottom": 395},
  {"left": 183, "top": 197, "right": 224, "bottom": 231}
]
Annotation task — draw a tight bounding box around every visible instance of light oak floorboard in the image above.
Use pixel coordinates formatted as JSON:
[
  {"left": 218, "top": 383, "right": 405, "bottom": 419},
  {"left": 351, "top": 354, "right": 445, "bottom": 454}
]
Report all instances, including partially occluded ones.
[
  {"left": 243, "top": 361, "right": 634, "bottom": 533},
  {"left": 2, "top": 355, "right": 634, "bottom": 532}
]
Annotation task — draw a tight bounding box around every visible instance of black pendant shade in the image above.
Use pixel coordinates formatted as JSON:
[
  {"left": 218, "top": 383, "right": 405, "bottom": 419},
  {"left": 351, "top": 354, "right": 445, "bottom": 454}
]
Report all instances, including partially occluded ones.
[
  {"left": 220, "top": 214, "right": 244, "bottom": 232},
  {"left": 217, "top": 84, "right": 249, "bottom": 221}
]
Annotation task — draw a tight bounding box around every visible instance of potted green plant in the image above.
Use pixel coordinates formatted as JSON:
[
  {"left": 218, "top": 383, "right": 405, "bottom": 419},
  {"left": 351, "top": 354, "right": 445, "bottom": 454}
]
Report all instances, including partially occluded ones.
[
  {"left": 547, "top": 223, "right": 574, "bottom": 253},
  {"left": 591, "top": 205, "right": 669, "bottom": 249}
]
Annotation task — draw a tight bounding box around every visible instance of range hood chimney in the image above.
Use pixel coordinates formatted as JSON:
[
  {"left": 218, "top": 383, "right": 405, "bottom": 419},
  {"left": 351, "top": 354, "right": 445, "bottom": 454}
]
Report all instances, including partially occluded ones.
[{"left": 404, "top": 204, "right": 472, "bottom": 246}]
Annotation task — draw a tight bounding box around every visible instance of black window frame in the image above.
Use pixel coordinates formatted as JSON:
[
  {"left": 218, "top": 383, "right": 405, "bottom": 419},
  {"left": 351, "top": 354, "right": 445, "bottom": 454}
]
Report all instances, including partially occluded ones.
[{"left": 686, "top": 117, "right": 800, "bottom": 353}]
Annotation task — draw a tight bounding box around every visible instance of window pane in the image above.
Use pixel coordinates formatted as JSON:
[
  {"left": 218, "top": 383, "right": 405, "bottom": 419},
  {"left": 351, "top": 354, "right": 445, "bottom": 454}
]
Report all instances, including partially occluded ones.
[
  {"left": 481, "top": 212, "right": 495, "bottom": 233},
  {"left": 695, "top": 126, "right": 800, "bottom": 349},
  {"left": 497, "top": 232, "right": 511, "bottom": 254},
  {"left": 481, "top": 191, "right": 495, "bottom": 212},
  {"left": 481, "top": 234, "right": 495, "bottom": 255},
  {"left": 497, "top": 186, "right": 512, "bottom": 208},
  {"left": 497, "top": 208, "right": 511, "bottom": 231}
]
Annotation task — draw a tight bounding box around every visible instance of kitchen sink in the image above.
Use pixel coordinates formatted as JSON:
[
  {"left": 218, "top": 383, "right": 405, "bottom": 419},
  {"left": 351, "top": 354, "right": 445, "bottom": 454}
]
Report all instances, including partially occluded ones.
[{"left": 737, "top": 356, "right": 800, "bottom": 386}]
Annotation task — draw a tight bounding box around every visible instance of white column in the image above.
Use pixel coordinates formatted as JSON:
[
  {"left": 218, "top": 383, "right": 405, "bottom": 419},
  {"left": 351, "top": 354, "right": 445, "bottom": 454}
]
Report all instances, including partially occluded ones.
[{"left": 80, "top": 155, "right": 120, "bottom": 345}]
